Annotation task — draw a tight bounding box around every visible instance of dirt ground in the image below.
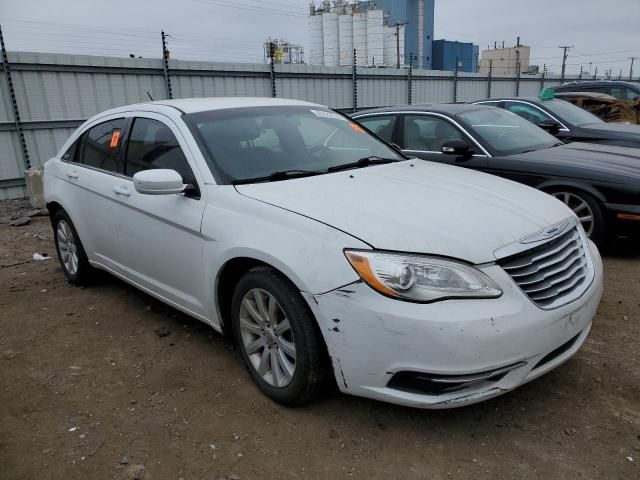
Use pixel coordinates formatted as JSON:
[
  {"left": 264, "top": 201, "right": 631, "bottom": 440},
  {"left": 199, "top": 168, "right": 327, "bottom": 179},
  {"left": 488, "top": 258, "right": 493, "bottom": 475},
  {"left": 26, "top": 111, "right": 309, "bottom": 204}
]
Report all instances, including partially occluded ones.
[{"left": 1, "top": 199, "right": 639, "bottom": 480}]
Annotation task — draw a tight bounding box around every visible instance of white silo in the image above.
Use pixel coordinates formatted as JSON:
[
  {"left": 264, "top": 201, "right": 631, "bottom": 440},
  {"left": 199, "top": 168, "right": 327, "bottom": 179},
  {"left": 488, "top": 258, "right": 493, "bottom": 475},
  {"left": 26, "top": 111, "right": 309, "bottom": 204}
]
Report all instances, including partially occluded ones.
[
  {"left": 308, "top": 14, "right": 324, "bottom": 65},
  {"left": 366, "top": 9, "right": 384, "bottom": 67},
  {"left": 322, "top": 12, "right": 339, "bottom": 67},
  {"left": 338, "top": 13, "right": 353, "bottom": 66},
  {"left": 353, "top": 12, "right": 368, "bottom": 66}
]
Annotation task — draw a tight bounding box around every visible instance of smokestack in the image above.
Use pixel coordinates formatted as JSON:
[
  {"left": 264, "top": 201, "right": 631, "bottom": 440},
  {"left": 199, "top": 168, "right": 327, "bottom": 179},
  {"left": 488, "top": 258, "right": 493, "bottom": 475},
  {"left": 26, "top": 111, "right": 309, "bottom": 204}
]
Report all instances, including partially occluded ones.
[{"left": 516, "top": 36, "right": 520, "bottom": 47}]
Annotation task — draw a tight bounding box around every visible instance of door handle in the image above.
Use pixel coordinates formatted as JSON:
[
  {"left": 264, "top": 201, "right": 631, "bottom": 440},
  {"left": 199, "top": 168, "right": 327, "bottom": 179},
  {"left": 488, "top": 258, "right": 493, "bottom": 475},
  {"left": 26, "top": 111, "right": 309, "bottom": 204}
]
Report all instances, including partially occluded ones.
[
  {"left": 112, "top": 185, "right": 131, "bottom": 196},
  {"left": 66, "top": 170, "right": 79, "bottom": 179}
]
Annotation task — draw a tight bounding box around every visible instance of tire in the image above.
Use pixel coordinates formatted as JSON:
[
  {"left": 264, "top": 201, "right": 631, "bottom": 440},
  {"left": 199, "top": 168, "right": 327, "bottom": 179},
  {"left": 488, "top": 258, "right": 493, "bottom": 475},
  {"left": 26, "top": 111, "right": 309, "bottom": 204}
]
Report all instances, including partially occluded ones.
[
  {"left": 231, "top": 266, "right": 328, "bottom": 406},
  {"left": 52, "top": 210, "right": 95, "bottom": 285},
  {"left": 548, "top": 189, "right": 606, "bottom": 246}
]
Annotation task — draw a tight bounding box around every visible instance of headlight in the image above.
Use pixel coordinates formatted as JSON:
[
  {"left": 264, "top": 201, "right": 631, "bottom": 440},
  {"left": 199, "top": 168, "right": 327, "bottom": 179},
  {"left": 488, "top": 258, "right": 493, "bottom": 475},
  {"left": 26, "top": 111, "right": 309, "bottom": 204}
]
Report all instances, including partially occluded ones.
[{"left": 344, "top": 250, "right": 502, "bottom": 302}]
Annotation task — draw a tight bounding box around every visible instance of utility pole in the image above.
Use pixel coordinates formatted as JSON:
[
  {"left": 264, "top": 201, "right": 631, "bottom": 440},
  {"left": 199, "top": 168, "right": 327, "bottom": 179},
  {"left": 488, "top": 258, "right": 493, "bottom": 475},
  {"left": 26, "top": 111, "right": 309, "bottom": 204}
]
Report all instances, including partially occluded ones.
[
  {"left": 268, "top": 42, "right": 277, "bottom": 98},
  {"left": 629, "top": 57, "right": 637, "bottom": 81},
  {"left": 559, "top": 45, "right": 573, "bottom": 83},
  {"left": 391, "top": 22, "right": 406, "bottom": 69}
]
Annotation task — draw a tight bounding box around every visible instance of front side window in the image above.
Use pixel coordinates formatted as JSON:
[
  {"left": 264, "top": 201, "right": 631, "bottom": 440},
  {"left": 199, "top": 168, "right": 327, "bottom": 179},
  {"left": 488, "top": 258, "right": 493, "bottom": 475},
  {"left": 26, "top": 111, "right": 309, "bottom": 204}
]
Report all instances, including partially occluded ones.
[
  {"left": 504, "top": 102, "right": 550, "bottom": 124},
  {"left": 78, "top": 118, "right": 126, "bottom": 173},
  {"left": 357, "top": 115, "right": 397, "bottom": 143},
  {"left": 457, "top": 108, "right": 559, "bottom": 156},
  {"left": 402, "top": 115, "right": 465, "bottom": 151},
  {"left": 125, "top": 118, "right": 197, "bottom": 187},
  {"left": 610, "top": 86, "right": 640, "bottom": 101},
  {"left": 184, "top": 106, "right": 403, "bottom": 184}
]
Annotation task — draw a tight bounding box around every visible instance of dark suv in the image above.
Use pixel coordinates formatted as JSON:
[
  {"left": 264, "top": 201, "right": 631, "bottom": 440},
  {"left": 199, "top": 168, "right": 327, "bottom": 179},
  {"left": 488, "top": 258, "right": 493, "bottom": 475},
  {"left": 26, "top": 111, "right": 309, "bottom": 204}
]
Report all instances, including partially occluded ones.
[{"left": 553, "top": 80, "right": 640, "bottom": 101}]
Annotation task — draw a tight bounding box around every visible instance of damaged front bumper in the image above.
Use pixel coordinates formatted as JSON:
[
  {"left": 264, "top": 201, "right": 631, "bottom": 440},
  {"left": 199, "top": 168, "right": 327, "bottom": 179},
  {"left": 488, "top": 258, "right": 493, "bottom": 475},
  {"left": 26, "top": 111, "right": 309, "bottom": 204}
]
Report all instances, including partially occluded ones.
[{"left": 302, "top": 241, "right": 603, "bottom": 409}]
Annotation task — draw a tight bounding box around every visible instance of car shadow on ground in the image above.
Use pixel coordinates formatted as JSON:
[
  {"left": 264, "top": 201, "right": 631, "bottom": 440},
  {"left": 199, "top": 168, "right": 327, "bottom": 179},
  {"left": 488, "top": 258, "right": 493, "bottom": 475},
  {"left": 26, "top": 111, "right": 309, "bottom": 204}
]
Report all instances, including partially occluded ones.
[{"left": 602, "top": 236, "right": 640, "bottom": 259}]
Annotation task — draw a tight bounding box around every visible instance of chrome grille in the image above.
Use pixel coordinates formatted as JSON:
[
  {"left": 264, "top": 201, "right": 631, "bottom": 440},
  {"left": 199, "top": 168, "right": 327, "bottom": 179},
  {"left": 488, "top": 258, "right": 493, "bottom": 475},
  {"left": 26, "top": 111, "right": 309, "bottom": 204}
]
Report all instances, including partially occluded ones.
[{"left": 499, "top": 227, "right": 592, "bottom": 309}]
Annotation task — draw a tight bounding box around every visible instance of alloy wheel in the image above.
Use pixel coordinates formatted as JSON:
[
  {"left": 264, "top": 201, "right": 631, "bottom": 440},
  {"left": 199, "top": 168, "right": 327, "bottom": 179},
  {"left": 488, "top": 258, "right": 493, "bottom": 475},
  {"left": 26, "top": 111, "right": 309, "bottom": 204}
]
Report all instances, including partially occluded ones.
[
  {"left": 56, "top": 220, "right": 79, "bottom": 275},
  {"left": 551, "top": 192, "right": 595, "bottom": 237},
  {"left": 239, "top": 288, "right": 296, "bottom": 388}
]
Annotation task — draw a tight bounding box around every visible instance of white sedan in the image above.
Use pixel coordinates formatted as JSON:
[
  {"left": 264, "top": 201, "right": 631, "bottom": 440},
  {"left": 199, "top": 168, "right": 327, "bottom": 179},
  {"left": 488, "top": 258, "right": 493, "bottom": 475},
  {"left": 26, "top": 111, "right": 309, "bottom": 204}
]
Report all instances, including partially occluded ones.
[{"left": 44, "top": 97, "right": 603, "bottom": 408}]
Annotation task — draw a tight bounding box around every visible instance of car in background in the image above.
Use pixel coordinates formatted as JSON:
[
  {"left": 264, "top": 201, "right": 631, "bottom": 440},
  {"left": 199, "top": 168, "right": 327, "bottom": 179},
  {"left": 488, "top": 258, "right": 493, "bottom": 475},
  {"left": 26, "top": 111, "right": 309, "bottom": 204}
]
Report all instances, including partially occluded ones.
[
  {"left": 553, "top": 91, "right": 640, "bottom": 124},
  {"left": 553, "top": 80, "right": 640, "bottom": 102},
  {"left": 473, "top": 96, "right": 640, "bottom": 149},
  {"left": 353, "top": 103, "right": 640, "bottom": 245},
  {"left": 45, "top": 97, "right": 603, "bottom": 409}
]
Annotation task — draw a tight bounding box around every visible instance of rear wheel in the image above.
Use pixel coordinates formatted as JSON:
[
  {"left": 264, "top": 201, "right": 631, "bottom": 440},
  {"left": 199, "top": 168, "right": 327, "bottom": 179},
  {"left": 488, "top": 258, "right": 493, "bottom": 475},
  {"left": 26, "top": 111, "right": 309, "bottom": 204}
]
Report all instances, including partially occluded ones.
[
  {"left": 549, "top": 190, "right": 606, "bottom": 245},
  {"left": 231, "top": 267, "right": 327, "bottom": 406},
  {"left": 52, "top": 210, "right": 95, "bottom": 285}
]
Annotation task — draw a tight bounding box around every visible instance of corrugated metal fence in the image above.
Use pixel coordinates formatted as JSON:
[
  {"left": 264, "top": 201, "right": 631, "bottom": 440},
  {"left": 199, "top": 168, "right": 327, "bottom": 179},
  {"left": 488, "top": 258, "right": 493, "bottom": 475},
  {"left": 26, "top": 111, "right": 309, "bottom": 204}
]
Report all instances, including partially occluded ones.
[{"left": 1, "top": 51, "right": 572, "bottom": 199}]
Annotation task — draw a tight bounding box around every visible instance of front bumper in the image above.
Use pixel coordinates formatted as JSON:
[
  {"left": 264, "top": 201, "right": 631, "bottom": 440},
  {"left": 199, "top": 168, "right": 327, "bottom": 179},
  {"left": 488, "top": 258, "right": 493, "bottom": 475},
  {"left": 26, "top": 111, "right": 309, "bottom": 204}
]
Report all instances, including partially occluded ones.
[{"left": 304, "top": 241, "right": 603, "bottom": 409}]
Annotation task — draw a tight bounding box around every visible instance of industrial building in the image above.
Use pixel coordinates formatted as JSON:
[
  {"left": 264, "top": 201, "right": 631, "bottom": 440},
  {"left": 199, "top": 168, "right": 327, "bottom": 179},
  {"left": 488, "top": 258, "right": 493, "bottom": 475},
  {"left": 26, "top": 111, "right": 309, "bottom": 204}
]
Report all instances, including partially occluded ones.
[
  {"left": 432, "top": 40, "right": 479, "bottom": 72},
  {"left": 480, "top": 42, "right": 531, "bottom": 75},
  {"left": 263, "top": 39, "right": 305, "bottom": 64},
  {"left": 308, "top": 0, "right": 434, "bottom": 68}
]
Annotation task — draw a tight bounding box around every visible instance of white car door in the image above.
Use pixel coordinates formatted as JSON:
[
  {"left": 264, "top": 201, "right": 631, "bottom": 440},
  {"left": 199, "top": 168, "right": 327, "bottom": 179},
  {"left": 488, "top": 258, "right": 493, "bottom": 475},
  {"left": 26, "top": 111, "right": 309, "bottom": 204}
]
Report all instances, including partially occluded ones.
[
  {"left": 59, "top": 115, "right": 129, "bottom": 263},
  {"left": 105, "top": 112, "right": 208, "bottom": 319}
]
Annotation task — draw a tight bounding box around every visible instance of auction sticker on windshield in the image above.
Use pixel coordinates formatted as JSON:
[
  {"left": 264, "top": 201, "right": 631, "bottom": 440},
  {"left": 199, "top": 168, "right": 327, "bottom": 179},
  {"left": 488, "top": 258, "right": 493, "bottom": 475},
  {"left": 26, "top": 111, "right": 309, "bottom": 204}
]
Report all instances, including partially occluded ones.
[{"left": 310, "top": 110, "right": 347, "bottom": 121}]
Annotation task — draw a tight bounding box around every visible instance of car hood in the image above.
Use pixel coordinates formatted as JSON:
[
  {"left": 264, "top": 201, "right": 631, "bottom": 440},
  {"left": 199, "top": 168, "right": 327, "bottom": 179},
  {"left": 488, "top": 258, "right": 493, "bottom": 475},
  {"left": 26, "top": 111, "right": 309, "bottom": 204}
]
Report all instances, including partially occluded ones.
[
  {"left": 508, "top": 142, "right": 640, "bottom": 180},
  {"left": 235, "top": 160, "right": 572, "bottom": 264},
  {"left": 579, "top": 122, "right": 640, "bottom": 139}
]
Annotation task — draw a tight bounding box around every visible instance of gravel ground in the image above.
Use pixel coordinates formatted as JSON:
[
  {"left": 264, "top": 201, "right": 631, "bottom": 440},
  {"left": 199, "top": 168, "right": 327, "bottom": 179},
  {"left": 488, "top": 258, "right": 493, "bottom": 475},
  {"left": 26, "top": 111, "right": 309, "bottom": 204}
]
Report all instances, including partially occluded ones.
[{"left": 1, "top": 200, "right": 639, "bottom": 480}]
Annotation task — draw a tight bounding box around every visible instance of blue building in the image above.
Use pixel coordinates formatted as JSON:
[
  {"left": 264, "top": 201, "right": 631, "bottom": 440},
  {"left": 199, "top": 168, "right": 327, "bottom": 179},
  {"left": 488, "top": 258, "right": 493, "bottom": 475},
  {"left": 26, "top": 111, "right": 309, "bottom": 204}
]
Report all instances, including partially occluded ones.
[
  {"left": 364, "top": 0, "right": 435, "bottom": 69},
  {"left": 432, "top": 40, "right": 479, "bottom": 73}
]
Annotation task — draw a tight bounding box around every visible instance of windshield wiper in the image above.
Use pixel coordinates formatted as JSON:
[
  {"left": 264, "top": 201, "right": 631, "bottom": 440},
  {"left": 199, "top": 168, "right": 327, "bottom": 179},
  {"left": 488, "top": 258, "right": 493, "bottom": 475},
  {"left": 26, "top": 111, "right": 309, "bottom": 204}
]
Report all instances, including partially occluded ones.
[
  {"left": 232, "top": 169, "right": 325, "bottom": 185},
  {"left": 327, "top": 156, "right": 398, "bottom": 173}
]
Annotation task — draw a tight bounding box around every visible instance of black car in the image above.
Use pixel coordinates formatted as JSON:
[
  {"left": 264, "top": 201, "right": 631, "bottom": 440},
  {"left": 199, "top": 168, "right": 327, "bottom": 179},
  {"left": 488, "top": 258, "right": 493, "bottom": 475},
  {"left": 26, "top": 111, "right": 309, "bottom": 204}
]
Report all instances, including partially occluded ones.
[
  {"left": 473, "top": 97, "right": 640, "bottom": 148},
  {"left": 553, "top": 80, "right": 640, "bottom": 102},
  {"left": 353, "top": 104, "right": 640, "bottom": 244}
]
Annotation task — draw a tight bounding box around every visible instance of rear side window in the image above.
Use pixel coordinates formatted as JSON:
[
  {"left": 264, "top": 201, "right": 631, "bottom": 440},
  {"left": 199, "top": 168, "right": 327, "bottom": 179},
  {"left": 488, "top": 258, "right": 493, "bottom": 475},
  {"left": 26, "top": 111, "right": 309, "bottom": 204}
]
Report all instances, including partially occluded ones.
[
  {"left": 78, "top": 118, "right": 126, "bottom": 173},
  {"left": 125, "top": 118, "right": 197, "bottom": 187},
  {"left": 357, "top": 115, "right": 397, "bottom": 143}
]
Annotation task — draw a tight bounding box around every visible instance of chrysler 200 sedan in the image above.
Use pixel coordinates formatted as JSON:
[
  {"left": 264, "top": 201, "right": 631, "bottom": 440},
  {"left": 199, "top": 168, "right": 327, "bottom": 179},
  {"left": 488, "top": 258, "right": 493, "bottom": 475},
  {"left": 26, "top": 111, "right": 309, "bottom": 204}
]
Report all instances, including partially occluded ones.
[{"left": 44, "top": 97, "right": 603, "bottom": 409}]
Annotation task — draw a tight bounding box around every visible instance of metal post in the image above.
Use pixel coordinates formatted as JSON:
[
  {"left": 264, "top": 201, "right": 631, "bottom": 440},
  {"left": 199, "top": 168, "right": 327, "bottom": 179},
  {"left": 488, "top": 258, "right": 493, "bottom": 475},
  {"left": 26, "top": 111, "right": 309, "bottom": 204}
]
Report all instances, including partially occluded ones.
[
  {"left": 453, "top": 57, "right": 459, "bottom": 103},
  {"left": 352, "top": 48, "right": 358, "bottom": 113},
  {"left": 579, "top": 65, "right": 583, "bottom": 80},
  {"left": 515, "top": 61, "right": 521, "bottom": 97},
  {"left": 161, "top": 31, "right": 173, "bottom": 99},
  {"left": 0, "top": 25, "right": 30, "bottom": 169},
  {"left": 269, "top": 42, "right": 277, "bottom": 98},
  {"left": 541, "top": 64, "right": 546, "bottom": 90},
  {"left": 395, "top": 23, "right": 401, "bottom": 69},
  {"left": 487, "top": 59, "right": 493, "bottom": 99},
  {"left": 407, "top": 53, "right": 413, "bottom": 105},
  {"left": 630, "top": 57, "right": 637, "bottom": 81}
]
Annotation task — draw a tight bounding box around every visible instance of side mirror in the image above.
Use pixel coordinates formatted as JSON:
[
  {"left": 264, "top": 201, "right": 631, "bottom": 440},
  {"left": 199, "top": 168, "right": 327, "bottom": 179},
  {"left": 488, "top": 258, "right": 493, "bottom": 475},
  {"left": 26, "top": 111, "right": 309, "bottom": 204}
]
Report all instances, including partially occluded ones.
[
  {"left": 441, "top": 140, "right": 471, "bottom": 156},
  {"left": 133, "top": 169, "right": 186, "bottom": 195},
  {"left": 538, "top": 120, "right": 561, "bottom": 135}
]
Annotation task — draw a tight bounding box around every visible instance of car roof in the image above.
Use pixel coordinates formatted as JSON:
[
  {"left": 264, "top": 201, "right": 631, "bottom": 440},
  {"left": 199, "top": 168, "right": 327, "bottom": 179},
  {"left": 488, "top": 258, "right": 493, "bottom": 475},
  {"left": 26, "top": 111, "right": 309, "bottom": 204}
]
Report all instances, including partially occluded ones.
[
  {"left": 556, "top": 80, "right": 640, "bottom": 88},
  {"left": 354, "top": 103, "right": 490, "bottom": 116},
  {"left": 95, "top": 97, "right": 325, "bottom": 117}
]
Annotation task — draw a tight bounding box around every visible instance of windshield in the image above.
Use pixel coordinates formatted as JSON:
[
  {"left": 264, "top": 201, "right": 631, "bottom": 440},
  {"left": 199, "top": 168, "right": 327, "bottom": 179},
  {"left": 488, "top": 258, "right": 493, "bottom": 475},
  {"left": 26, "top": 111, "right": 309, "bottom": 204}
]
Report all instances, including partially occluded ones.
[
  {"left": 183, "top": 106, "right": 403, "bottom": 184},
  {"left": 543, "top": 99, "right": 603, "bottom": 126},
  {"left": 457, "top": 108, "right": 559, "bottom": 156}
]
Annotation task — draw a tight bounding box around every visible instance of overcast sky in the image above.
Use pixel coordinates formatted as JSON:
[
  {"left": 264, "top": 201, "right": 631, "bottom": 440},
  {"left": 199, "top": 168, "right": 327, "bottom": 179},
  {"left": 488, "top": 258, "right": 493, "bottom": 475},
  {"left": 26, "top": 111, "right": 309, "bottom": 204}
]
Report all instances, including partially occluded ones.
[{"left": 1, "top": 0, "right": 639, "bottom": 76}]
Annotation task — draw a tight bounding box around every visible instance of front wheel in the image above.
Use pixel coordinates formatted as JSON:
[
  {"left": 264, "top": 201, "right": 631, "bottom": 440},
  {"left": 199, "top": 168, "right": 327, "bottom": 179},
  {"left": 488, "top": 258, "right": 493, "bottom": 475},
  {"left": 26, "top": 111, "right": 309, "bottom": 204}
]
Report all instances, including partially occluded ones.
[
  {"left": 52, "top": 210, "right": 95, "bottom": 285},
  {"left": 231, "top": 267, "right": 328, "bottom": 406},
  {"left": 549, "top": 190, "right": 606, "bottom": 245}
]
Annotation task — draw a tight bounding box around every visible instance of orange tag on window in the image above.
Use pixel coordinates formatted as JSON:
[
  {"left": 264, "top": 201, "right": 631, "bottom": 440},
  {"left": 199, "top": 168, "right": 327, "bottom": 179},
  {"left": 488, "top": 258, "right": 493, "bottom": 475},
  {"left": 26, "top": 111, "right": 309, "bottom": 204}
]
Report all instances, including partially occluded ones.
[
  {"left": 110, "top": 130, "right": 121, "bottom": 148},
  {"left": 350, "top": 123, "right": 365, "bottom": 133}
]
